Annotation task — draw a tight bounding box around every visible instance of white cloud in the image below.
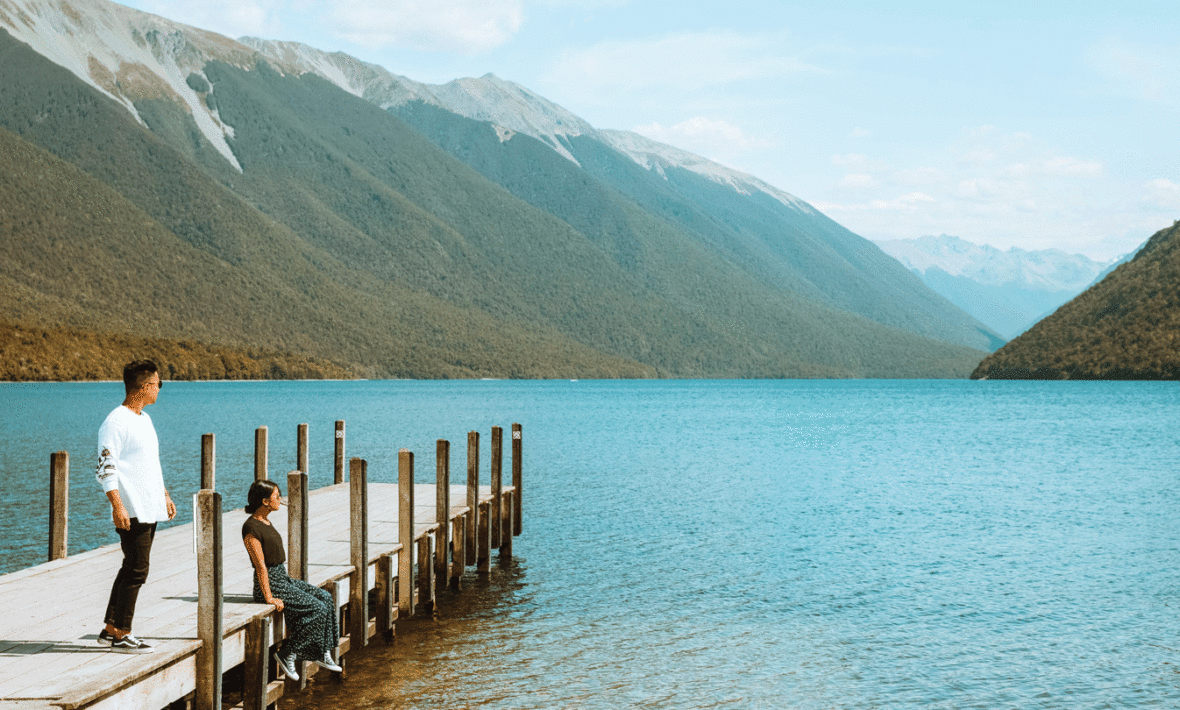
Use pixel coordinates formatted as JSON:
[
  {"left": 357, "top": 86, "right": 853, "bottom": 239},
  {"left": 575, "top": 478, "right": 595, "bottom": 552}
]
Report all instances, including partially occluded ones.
[
  {"left": 872, "top": 192, "right": 935, "bottom": 211},
  {"left": 1002, "top": 156, "right": 1103, "bottom": 179},
  {"left": 1144, "top": 178, "right": 1180, "bottom": 208},
  {"left": 835, "top": 173, "right": 880, "bottom": 190},
  {"left": 893, "top": 166, "right": 949, "bottom": 186},
  {"left": 328, "top": 0, "right": 523, "bottom": 53},
  {"left": 830, "top": 153, "right": 888, "bottom": 171},
  {"left": 550, "top": 31, "right": 824, "bottom": 92},
  {"left": 633, "top": 117, "right": 773, "bottom": 160},
  {"left": 817, "top": 191, "right": 934, "bottom": 214},
  {"left": 134, "top": 0, "right": 282, "bottom": 37}
]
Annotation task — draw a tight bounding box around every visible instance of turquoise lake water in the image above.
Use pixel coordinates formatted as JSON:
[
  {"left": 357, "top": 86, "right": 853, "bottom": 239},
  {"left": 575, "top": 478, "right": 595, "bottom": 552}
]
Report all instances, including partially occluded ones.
[{"left": 1, "top": 379, "right": 1178, "bottom": 708}]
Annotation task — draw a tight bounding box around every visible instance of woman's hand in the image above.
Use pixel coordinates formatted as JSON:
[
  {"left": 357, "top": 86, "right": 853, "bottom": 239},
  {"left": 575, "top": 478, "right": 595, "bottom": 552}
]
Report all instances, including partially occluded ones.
[{"left": 269, "top": 597, "right": 285, "bottom": 612}]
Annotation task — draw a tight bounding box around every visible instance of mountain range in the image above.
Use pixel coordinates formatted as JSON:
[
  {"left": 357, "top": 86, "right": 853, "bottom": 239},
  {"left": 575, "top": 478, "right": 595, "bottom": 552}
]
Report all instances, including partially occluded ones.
[
  {"left": 875, "top": 236, "right": 1114, "bottom": 340},
  {"left": 0, "top": 0, "right": 1002, "bottom": 379}
]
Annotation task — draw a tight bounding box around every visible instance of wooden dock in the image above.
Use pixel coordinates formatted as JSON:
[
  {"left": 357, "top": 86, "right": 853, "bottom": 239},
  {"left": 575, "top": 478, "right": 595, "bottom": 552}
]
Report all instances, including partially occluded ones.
[{"left": 0, "top": 423, "right": 523, "bottom": 710}]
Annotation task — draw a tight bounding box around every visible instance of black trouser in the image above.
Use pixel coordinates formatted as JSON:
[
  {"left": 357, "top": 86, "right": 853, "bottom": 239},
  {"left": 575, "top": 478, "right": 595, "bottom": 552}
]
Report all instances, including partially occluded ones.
[{"left": 104, "top": 518, "right": 157, "bottom": 632}]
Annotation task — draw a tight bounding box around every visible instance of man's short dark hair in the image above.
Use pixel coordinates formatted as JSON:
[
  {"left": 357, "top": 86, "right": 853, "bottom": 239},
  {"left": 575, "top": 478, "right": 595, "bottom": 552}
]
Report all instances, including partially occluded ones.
[{"left": 123, "top": 360, "right": 159, "bottom": 394}]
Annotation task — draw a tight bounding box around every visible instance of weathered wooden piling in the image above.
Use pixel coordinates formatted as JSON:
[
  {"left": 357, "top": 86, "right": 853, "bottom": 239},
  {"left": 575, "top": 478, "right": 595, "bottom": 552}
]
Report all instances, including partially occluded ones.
[
  {"left": 491, "top": 426, "right": 502, "bottom": 550},
  {"left": 243, "top": 615, "right": 272, "bottom": 710},
  {"left": 398, "top": 449, "right": 414, "bottom": 618},
  {"left": 477, "top": 500, "right": 490, "bottom": 573},
  {"left": 416, "top": 534, "right": 432, "bottom": 614},
  {"left": 349, "top": 457, "right": 369, "bottom": 648},
  {"left": 375, "top": 553, "right": 395, "bottom": 642},
  {"left": 195, "top": 490, "right": 223, "bottom": 710},
  {"left": 254, "top": 426, "right": 268, "bottom": 481},
  {"left": 200, "top": 433, "right": 215, "bottom": 490},
  {"left": 288, "top": 470, "right": 309, "bottom": 582},
  {"left": 450, "top": 514, "right": 465, "bottom": 589},
  {"left": 334, "top": 420, "right": 346, "bottom": 485},
  {"left": 435, "top": 440, "right": 450, "bottom": 590},
  {"left": 501, "top": 489, "right": 513, "bottom": 559},
  {"left": 466, "top": 431, "right": 479, "bottom": 567},
  {"left": 513, "top": 423, "right": 522, "bottom": 535},
  {"left": 297, "top": 423, "right": 309, "bottom": 479},
  {"left": 48, "top": 451, "right": 68, "bottom": 562}
]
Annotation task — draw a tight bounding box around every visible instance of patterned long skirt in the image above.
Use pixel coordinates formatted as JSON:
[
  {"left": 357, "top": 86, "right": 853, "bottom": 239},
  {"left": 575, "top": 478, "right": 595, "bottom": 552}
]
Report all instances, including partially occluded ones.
[{"left": 254, "top": 563, "right": 339, "bottom": 662}]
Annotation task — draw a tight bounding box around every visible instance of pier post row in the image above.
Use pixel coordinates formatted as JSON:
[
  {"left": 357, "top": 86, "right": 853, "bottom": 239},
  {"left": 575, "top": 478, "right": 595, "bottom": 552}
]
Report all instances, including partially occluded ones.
[{"left": 15, "top": 417, "right": 523, "bottom": 710}]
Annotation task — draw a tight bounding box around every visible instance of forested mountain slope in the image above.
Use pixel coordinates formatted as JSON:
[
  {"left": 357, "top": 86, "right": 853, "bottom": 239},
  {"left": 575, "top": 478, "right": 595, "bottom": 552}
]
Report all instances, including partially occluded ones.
[
  {"left": 0, "top": 0, "right": 996, "bottom": 379},
  {"left": 973, "top": 222, "right": 1180, "bottom": 380}
]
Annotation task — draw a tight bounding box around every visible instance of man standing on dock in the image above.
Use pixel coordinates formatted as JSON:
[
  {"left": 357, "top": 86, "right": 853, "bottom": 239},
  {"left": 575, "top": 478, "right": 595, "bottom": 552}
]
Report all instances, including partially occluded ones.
[{"left": 94, "top": 359, "right": 176, "bottom": 653}]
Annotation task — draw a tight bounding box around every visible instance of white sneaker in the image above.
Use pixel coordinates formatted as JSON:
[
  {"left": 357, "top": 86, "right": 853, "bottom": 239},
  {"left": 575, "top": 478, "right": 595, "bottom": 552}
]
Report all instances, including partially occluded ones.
[
  {"left": 274, "top": 651, "right": 300, "bottom": 681},
  {"left": 315, "top": 652, "right": 342, "bottom": 672}
]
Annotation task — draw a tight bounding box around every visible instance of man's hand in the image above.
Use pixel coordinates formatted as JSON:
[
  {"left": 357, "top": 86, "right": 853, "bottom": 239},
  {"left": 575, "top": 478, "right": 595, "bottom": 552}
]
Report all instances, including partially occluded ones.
[
  {"left": 111, "top": 504, "right": 131, "bottom": 530},
  {"left": 165, "top": 493, "right": 176, "bottom": 521}
]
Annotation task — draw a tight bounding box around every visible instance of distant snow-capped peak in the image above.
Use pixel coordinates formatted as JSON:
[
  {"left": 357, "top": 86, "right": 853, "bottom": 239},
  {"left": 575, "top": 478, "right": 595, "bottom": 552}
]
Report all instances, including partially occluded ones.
[
  {"left": 0, "top": 0, "right": 259, "bottom": 169},
  {"left": 875, "top": 235, "right": 1111, "bottom": 291},
  {"left": 240, "top": 38, "right": 591, "bottom": 163}
]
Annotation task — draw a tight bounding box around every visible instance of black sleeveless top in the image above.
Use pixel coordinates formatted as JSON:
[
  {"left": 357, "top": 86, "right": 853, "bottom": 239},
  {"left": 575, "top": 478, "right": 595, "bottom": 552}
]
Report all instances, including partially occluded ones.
[{"left": 242, "top": 516, "right": 286, "bottom": 567}]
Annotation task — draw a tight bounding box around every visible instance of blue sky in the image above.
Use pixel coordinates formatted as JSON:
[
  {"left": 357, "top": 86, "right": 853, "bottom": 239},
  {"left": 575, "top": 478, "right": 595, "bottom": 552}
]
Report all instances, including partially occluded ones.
[{"left": 121, "top": 0, "right": 1178, "bottom": 260}]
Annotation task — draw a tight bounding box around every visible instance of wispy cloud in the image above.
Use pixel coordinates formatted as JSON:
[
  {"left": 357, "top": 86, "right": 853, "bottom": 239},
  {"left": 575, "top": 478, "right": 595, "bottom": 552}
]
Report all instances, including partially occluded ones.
[
  {"left": 550, "top": 31, "right": 824, "bottom": 92},
  {"left": 1089, "top": 37, "right": 1179, "bottom": 105},
  {"left": 835, "top": 173, "right": 880, "bottom": 190},
  {"left": 831, "top": 153, "right": 888, "bottom": 171},
  {"left": 633, "top": 117, "right": 774, "bottom": 163},
  {"left": 133, "top": 0, "right": 285, "bottom": 37},
  {"left": 326, "top": 0, "right": 524, "bottom": 53},
  {"left": 1143, "top": 178, "right": 1180, "bottom": 208}
]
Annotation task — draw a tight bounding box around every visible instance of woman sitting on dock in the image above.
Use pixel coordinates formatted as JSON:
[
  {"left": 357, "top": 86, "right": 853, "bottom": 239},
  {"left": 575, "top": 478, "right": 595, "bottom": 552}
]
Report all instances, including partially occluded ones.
[{"left": 242, "top": 479, "right": 342, "bottom": 680}]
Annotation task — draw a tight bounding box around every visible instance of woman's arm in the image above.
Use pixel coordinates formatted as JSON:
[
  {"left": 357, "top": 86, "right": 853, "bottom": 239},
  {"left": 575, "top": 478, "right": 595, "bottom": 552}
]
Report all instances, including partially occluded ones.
[{"left": 244, "top": 533, "right": 284, "bottom": 612}]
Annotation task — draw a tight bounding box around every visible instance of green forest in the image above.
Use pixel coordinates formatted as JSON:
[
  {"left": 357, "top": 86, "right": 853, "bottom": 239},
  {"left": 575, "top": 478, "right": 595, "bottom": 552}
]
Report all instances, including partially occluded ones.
[{"left": 973, "top": 221, "right": 1180, "bottom": 380}]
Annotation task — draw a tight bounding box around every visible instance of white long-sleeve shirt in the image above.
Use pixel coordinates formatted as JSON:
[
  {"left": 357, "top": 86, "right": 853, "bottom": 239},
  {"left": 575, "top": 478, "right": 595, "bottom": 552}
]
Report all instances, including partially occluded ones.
[{"left": 96, "top": 405, "right": 168, "bottom": 524}]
